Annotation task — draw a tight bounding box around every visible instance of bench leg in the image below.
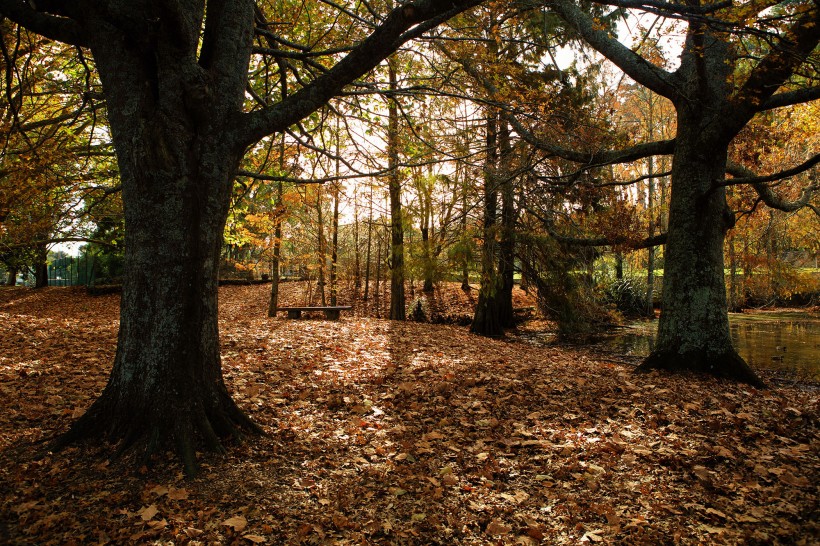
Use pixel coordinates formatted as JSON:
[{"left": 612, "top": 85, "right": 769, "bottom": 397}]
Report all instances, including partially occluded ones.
[
  {"left": 325, "top": 309, "right": 340, "bottom": 320},
  {"left": 287, "top": 310, "right": 301, "bottom": 319}
]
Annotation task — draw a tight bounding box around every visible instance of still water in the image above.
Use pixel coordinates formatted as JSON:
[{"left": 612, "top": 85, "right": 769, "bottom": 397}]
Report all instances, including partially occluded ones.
[{"left": 605, "top": 312, "right": 820, "bottom": 380}]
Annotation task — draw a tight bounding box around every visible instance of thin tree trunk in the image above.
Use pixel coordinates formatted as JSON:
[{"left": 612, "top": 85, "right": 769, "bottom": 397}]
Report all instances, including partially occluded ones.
[
  {"left": 375, "top": 234, "right": 382, "bottom": 319},
  {"left": 331, "top": 128, "right": 340, "bottom": 306},
  {"left": 728, "top": 231, "right": 739, "bottom": 311},
  {"left": 354, "top": 196, "right": 361, "bottom": 291},
  {"left": 316, "top": 188, "right": 327, "bottom": 306},
  {"left": 471, "top": 110, "right": 504, "bottom": 337},
  {"left": 268, "top": 137, "right": 286, "bottom": 317},
  {"left": 646, "top": 160, "right": 656, "bottom": 317},
  {"left": 331, "top": 181, "right": 339, "bottom": 306},
  {"left": 460, "top": 170, "right": 471, "bottom": 291},
  {"left": 498, "top": 120, "right": 515, "bottom": 327},
  {"left": 387, "top": 60, "right": 405, "bottom": 320},
  {"left": 33, "top": 244, "right": 48, "bottom": 288},
  {"left": 364, "top": 186, "right": 373, "bottom": 301}
]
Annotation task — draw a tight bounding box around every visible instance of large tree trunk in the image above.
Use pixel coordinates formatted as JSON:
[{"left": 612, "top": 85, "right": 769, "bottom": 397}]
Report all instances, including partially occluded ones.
[
  {"left": 633, "top": 27, "right": 764, "bottom": 387},
  {"left": 56, "top": 129, "right": 260, "bottom": 474},
  {"left": 5, "top": 265, "right": 17, "bottom": 286},
  {"left": 33, "top": 243, "right": 48, "bottom": 288},
  {"left": 57, "top": 120, "right": 260, "bottom": 473},
  {"left": 636, "top": 119, "right": 762, "bottom": 387},
  {"left": 53, "top": 12, "right": 261, "bottom": 474}
]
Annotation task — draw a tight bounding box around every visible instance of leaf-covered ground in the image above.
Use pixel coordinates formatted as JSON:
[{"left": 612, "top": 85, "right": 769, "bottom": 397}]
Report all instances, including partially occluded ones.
[{"left": 0, "top": 284, "right": 817, "bottom": 545}]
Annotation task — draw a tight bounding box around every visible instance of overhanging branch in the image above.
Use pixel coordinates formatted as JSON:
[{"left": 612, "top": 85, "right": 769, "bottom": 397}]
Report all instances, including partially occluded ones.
[{"left": 725, "top": 160, "right": 819, "bottom": 214}]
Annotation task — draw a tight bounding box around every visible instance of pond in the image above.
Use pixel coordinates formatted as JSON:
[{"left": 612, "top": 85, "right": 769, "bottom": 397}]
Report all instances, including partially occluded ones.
[{"left": 604, "top": 311, "right": 820, "bottom": 380}]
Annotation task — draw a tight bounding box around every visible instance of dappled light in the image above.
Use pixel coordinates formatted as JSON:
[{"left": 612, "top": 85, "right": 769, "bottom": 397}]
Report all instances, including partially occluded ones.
[{"left": 1, "top": 285, "right": 816, "bottom": 544}]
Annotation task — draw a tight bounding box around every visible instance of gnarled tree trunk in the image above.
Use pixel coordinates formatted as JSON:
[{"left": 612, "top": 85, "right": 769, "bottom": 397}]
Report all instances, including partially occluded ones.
[
  {"left": 636, "top": 94, "right": 762, "bottom": 386},
  {"left": 53, "top": 10, "right": 261, "bottom": 474}
]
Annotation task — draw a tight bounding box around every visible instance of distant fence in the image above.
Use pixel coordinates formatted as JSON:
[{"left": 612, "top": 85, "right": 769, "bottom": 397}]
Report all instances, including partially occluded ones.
[{"left": 48, "top": 252, "right": 97, "bottom": 287}]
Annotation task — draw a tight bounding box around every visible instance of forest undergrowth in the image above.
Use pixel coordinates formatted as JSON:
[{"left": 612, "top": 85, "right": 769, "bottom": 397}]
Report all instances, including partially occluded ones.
[{"left": 0, "top": 284, "right": 817, "bottom": 544}]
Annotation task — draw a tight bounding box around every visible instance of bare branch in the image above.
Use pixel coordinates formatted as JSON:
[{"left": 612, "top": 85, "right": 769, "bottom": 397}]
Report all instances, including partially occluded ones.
[{"left": 726, "top": 160, "right": 819, "bottom": 214}]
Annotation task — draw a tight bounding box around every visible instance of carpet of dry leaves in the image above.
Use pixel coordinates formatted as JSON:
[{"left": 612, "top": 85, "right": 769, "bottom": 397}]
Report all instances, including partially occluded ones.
[{"left": 0, "top": 283, "right": 817, "bottom": 545}]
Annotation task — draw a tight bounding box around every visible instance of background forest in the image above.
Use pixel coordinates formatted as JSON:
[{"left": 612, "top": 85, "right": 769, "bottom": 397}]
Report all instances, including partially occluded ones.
[{"left": 2, "top": 1, "right": 817, "bottom": 319}]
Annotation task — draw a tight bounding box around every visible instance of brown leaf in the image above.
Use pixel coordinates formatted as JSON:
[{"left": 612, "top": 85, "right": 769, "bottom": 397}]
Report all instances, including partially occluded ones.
[
  {"left": 137, "top": 504, "right": 158, "bottom": 521},
  {"left": 222, "top": 515, "right": 248, "bottom": 533},
  {"left": 486, "top": 518, "right": 512, "bottom": 536},
  {"left": 167, "top": 487, "right": 189, "bottom": 500}
]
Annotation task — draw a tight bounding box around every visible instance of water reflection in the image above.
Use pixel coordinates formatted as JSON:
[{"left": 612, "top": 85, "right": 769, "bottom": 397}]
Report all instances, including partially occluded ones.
[{"left": 606, "top": 312, "right": 820, "bottom": 379}]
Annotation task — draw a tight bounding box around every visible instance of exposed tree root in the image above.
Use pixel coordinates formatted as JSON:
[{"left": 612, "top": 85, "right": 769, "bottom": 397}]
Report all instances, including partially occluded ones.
[
  {"left": 50, "top": 388, "right": 263, "bottom": 477},
  {"left": 636, "top": 348, "right": 766, "bottom": 389}
]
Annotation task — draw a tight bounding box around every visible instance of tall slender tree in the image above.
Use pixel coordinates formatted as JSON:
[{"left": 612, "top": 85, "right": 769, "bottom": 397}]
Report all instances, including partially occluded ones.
[{"left": 386, "top": 59, "right": 406, "bottom": 320}]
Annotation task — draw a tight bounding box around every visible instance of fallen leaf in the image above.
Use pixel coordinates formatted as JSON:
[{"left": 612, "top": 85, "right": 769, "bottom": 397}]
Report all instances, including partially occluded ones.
[
  {"left": 223, "top": 515, "right": 248, "bottom": 532},
  {"left": 167, "top": 487, "right": 188, "bottom": 500},
  {"left": 137, "top": 504, "right": 158, "bottom": 521},
  {"left": 486, "top": 519, "right": 512, "bottom": 536}
]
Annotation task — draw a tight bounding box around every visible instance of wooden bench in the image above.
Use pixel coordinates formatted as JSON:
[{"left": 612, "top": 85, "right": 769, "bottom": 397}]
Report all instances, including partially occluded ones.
[{"left": 278, "top": 306, "right": 352, "bottom": 320}]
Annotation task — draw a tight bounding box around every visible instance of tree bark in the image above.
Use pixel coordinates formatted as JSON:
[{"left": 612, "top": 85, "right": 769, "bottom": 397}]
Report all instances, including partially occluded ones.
[
  {"left": 33, "top": 244, "right": 48, "bottom": 288},
  {"left": 364, "top": 186, "right": 373, "bottom": 301},
  {"left": 460, "top": 169, "right": 471, "bottom": 291},
  {"left": 51, "top": 9, "right": 262, "bottom": 474},
  {"left": 387, "top": 61, "right": 405, "bottom": 320},
  {"left": 5, "top": 265, "right": 17, "bottom": 286},
  {"left": 56, "top": 120, "right": 261, "bottom": 474},
  {"left": 636, "top": 111, "right": 762, "bottom": 386},
  {"left": 0, "top": 0, "right": 489, "bottom": 475},
  {"left": 353, "top": 196, "right": 361, "bottom": 290},
  {"left": 331, "top": 181, "right": 339, "bottom": 306},
  {"left": 498, "top": 120, "right": 515, "bottom": 327},
  {"left": 471, "top": 111, "right": 504, "bottom": 337},
  {"left": 267, "top": 180, "right": 284, "bottom": 317},
  {"left": 543, "top": 0, "right": 820, "bottom": 386}
]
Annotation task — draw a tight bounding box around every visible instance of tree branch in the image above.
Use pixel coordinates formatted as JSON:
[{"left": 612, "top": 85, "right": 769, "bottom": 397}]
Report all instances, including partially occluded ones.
[
  {"left": 0, "top": 0, "right": 88, "bottom": 46},
  {"left": 734, "top": 6, "right": 820, "bottom": 123},
  {"left": 760, "top": 86, "right": 820, "bottom": 111},
  {"left": 234, "top": 0, "right": 483, "bottom": 148},
  {"left": 726, "top": 160, "right": 819, "bottom": 214},
  {"left": 443, "top": 48, "right": 677, "bottom": 168},
  {"left": 545, "top": 0, "right": 680, "bottom": 100},
  {"left": 528, "top": 205, "right": 668, "bottom": 248}
]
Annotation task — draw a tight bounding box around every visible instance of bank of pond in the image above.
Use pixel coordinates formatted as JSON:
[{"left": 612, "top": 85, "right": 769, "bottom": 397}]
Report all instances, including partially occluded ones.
[{"left": 605, "top": 311, "right": 819, "bottom": 381}]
